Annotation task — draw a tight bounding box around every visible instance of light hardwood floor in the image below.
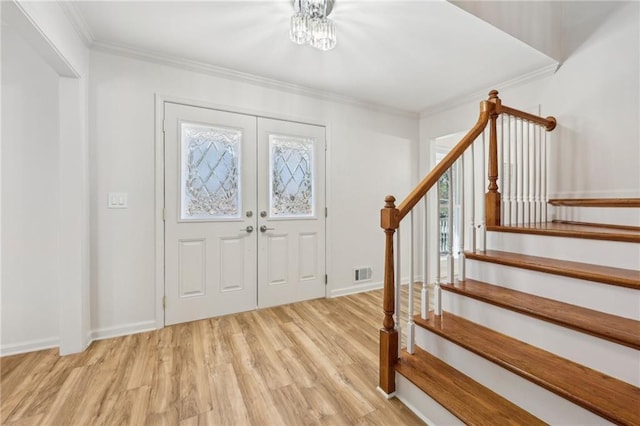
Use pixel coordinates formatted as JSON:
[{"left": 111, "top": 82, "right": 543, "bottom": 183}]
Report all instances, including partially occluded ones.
[{"left": 1, "top": 289, "right": 425, "bottom": 425}]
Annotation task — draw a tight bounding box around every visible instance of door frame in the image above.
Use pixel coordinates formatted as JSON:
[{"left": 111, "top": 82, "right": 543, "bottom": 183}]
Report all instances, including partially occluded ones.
[{"left": 153, "top": 94, "right": 331, "bottom": 328}]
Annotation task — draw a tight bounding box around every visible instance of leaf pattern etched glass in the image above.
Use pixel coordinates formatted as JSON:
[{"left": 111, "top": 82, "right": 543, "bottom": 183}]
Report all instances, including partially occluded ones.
[
  {"left": 181, "top": 122, "right": 241, "bottom": 220},
  {"left": 270, "top": 135, "right": 314, "bottom": 217}
]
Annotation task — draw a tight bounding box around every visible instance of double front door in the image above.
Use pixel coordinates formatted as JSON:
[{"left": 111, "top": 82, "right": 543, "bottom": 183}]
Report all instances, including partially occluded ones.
[{"left": 164, "top": 103, "right": 326, "bottom": 325}]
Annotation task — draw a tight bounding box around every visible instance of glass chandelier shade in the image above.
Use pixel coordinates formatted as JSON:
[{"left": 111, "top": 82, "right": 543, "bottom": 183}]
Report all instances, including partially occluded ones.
[{"left": 289, "top": 0, "right": 336, "bottom": 51}]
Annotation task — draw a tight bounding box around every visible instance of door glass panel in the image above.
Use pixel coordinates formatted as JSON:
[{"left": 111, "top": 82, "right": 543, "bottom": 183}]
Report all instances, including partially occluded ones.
[
  {"left": 269, "top": 134, "right": 314, "bottom": 217},
  {"left": 181, "top": 122, "right": 241, "bottom": 220}
]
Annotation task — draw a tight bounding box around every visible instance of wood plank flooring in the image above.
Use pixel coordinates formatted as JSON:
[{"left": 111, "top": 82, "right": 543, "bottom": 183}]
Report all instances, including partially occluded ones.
[{"left": 1, "top": 290, "right": 424, "bottom": 426}]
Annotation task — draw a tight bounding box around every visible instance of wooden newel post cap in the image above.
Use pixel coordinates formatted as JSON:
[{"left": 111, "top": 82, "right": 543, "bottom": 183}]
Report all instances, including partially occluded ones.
[
  {"left": 381, "top": 196, "right": 399, "bottom": 230},
  {"left": 488, "top": 89, "right": 499, "bottom": 99},
  {"left": 384, "top": 195, "right": 396, "bottom": 208}
]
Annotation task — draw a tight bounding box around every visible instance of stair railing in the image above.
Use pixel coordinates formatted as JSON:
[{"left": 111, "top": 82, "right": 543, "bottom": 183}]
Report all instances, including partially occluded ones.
[{"left": 379, "top": 90, "right": 556, "bottom": 396}]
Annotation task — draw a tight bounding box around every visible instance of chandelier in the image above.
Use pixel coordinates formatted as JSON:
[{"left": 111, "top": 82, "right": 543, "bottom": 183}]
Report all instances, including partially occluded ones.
[{"left": 289, "top": 0, "right": 336, "bottom": 51}]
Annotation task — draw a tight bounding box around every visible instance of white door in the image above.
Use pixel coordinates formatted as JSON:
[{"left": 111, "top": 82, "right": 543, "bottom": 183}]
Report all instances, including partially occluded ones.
[
  {"left": 164, "top": 104, "right": 326, "bottom": 324},
  {"left": 164, "top": 103, "right": 257, "bottom": 325},
  {"left": 257, "top": 118, "right": 326, "bottom": 308}
]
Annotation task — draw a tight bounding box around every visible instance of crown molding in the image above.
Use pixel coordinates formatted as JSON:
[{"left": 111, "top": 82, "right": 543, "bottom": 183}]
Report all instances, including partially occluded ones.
[
  {"left": 58, "top": 1, "right": 95, "bottom": 47},
  {"left": 91, "top": 41, "right": 418, "bottom": 119},
  {"left": 419, "top": 62, "right": 560, "bottom": 118}
]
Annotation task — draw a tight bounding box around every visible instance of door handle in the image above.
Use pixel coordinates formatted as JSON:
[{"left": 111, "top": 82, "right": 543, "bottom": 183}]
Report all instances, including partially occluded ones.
[
  {"left": 242, "top": 226, "right": 254, "bottom": 233},
  {"left": 260, "top": 225, "right": 275, "bottom": 233}
]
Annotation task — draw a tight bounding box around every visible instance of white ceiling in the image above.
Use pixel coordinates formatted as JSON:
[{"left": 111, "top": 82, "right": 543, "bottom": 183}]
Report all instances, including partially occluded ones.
[{"left": 72, "top": 0, "right": 558, "bottom": 113}]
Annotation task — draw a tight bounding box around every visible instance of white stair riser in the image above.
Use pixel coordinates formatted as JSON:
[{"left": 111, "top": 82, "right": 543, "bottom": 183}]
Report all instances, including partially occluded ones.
[
  {"left": 396, "top": 375, "right": 465, "bottom": 426},
  {"left": 442, "top": 292, "right": 640, "bottom": 386},
  {"left": 486, "top": 231, "right": 640, "bottom": 270},
  {"left": 551, "top": 206, "right": 640, "bottom": 228},
  {"left": 414, "top": 329, "right": 615, "bottom": 425},
  {"left": 466, "top": 259, "right": 640, "bottom": 320}
]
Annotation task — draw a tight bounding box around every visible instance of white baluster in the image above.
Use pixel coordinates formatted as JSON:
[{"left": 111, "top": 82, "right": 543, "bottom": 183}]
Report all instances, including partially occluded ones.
[
  {"left": 542, "top": 130, "right": 549, "bottom": 222},
  {"left": 535, "top": 123, "right": 542, "bottom": 223},
  {"left": 507, "top": 115, "right": 518, "bottom": 225},
  {"left": 500, "top": 114, "right": 511, "bottom": 225},
  {"left": 499, "top": 114, "right": 504, "bottom": 225},
  {"left": 457, "top": 158, "right": 465, "bottom": 281},
  {"left": 528, "top": 121, "right": 535, "bottom": 223},
  {"left": 480, "top": 129, "right": 487, "bottom": 252},
  {"left": 395, "top": 228, "right": 401, "bottom": 357},
  {"left": 447, "top": 169, "right": 454, "bottom": 283},
  {"left": 407, "top": 211, "right": 415, "bottom": 354},
  {"left": 469, "top": 136, "right": 477, "bottom": 253},
  {"left": 517, "top": 118, "right": 523, "bottom": 225},
  {"left": 421, "top": 197, "right": 429, "bottom": 319},
  {"left": 523, "top": 119, "right": 530, "bottom": 224},
  {"left": 435, "top": 179, "right": 442, "bottom": 316}
]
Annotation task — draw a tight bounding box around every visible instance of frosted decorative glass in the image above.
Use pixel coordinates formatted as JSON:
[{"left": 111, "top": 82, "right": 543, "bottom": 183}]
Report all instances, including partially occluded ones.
[
  {"left": 270, "top": 134, "right": 314, "bottom": 217},
  {"left": 181, "top": 122, "right": 241, "bottom": 220}
]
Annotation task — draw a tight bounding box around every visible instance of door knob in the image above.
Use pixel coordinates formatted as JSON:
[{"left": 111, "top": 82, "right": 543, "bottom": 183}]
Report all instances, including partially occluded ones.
[
  {"left": 242, "top": 226, "right": 254, "bottom": 233},
  {"left": 260, "top": 225, "right": 275, "bottom": 232}
]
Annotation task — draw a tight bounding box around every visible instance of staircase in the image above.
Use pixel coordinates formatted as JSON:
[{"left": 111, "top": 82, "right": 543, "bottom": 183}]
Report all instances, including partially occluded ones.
[
  {"left": 396, "top": 219, "right": 640, "bottom": 425},
  {"left": 378, "top": 91, "right": 640, "bottom": 425}
]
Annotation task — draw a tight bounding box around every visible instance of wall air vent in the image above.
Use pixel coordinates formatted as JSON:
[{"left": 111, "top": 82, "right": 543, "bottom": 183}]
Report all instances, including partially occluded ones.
[{"left": 354, "top": 267, "right": 372, "bottom": 283}]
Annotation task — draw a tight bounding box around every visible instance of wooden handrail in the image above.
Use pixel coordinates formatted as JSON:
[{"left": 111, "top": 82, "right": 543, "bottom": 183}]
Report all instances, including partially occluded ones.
[
  {"left": 378, "top": 90, "right": 557, "bottom": 395},
  {"left": 397, "top": 100, "right": 494, "bottom": 219},
  {"left": 498, "top": 104, "right": 557, "bottom": 131}
]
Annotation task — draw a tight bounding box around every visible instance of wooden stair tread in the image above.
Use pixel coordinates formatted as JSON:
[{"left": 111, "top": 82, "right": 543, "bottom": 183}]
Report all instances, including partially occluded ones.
[
  {"left": 441, "top": 279, "right": 640, "bottom": 349},
  {"left": 415, "top": 312, "right": 640, "bottom": 426},
  {"left": 487, "top": 222, "right": 640, "bottom": 243},
  {"left": 552, "top": 219, "right": 640, "bottom": 232},
  {"left": 465, "top": 249, "right": 640, "bottom": 290},
  {"left": 396, "top": 347, "right": 545, "bottom": 426},
  {"left": 548, "top": 198, "right": 640, "bottom": 207}
]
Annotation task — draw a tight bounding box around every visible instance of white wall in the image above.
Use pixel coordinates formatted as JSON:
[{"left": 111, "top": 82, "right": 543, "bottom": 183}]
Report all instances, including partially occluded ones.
[
  {"left": 420, "top": 1, "right": 639, "bottom": 198},
  {"left": 1, "top": 25, "right": 61, "bottom": 353},
  {"left": 418, "top": 2, "right": 639, "bottom": 284},
  {"left": 1, "top": 0, "right": 90, "bottom": 356},
  {"left": 89, "top": 50, "right": 419, "bottom": 335}
]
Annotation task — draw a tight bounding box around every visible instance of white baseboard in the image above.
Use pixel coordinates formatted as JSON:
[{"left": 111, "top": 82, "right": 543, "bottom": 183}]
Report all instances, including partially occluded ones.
[
  {"left": 90, "top": 320, "right": 157, "bottom": 342},
  {"left": 0, "top": 337, "right": 59, "bottom": 357},
  {"left": 329, "top": 280, "right": 384, "bottom": 298},
  {"left": 329, "top": 276, "right": 417, "bottom": 298}
]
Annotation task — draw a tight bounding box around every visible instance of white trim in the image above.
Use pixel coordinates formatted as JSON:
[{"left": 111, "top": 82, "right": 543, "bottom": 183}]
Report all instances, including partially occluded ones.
[
  {"left": 155, "top": 94, "right": 331, "bottom": 327},
  {"left": 396, "top": 375, "right": 456, "bottom": 426},
  {"left": 90, "top": 320, "right": 157, "bottom": 342},
  {"left": 324, "top": 125, "right": 331, "bottom": 300},
  {"left": 156, "top": 94, "right": 330, "bottom": 130},
  {"left": 376, "top": 387, "right": 396, "bottom": 399},
  {"left": 94, "top": 41, "right": 417, "bottom": 119},
  {"left": 0, "top": 337, "right": 59, "bottom": 357},
  {"left": 3, "top": 1, "right": 80, "bottom": 78},
  {"left": 57, "top": 1, "right": 95, "bottom": 47},
  {"left": 154, "top": 94, "right": 165, "bottom": 329},
  {"left": 419, "top": 63, "right": 559, "bottom": 118}
]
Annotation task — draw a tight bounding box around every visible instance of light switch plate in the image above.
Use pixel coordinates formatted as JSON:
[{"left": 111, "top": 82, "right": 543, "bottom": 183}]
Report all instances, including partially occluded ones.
[{"left": 108, "top": 192, "right": 128, "bottom": 209}]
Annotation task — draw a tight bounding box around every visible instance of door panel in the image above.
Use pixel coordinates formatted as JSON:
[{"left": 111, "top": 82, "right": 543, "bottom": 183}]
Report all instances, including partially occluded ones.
[
  {"left": 164, "top": 103, "right": 257, "bottom": 325},
  {"left": 257, "top": 118, "right": 326, "bottom": 308}
]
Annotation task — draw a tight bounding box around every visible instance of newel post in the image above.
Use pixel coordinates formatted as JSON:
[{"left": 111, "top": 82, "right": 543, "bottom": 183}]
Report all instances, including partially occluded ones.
[
  {"left": 379, "top": 195, "right": 399, "bottom": 395},
  {"left": 486, "top": 90, "right": 501, "bottom": 227}
]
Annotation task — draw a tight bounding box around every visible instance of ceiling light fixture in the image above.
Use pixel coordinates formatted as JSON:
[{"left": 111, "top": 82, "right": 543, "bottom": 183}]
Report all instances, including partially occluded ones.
[{"left": 290, "top": 0, "right": 336, "bottom": 51}]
